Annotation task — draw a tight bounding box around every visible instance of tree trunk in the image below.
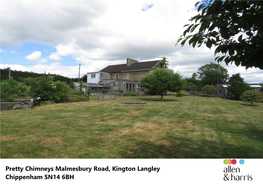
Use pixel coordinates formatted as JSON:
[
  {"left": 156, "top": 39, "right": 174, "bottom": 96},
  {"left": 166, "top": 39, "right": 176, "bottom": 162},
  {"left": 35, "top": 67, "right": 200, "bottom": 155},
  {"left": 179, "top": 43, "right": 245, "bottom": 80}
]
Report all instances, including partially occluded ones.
[{"left": 161, "top": 94, "right": 163, "bottom": 101}]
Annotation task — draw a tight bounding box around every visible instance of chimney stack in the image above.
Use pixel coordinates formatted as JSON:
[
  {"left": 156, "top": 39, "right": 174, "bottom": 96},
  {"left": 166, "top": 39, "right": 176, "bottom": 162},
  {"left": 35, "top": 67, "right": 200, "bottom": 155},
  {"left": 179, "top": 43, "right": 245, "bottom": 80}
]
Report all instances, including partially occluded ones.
[{"left": 126, "top": 58, "right": 138, "bottom": 66}]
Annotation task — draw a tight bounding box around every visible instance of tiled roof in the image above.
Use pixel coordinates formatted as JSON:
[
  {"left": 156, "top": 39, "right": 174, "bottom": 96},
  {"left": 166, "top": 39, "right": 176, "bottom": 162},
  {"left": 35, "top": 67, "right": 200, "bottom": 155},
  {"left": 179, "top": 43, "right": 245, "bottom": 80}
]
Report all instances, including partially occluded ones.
[
  {"left": 99, "top": 60, "right": 160, "bottom": 73},
  {"left": 124, "top": 60, "right": 160, "bottom": 72},
  {"left": 100, "top": 64, "right": 127, "bottom": 73}
]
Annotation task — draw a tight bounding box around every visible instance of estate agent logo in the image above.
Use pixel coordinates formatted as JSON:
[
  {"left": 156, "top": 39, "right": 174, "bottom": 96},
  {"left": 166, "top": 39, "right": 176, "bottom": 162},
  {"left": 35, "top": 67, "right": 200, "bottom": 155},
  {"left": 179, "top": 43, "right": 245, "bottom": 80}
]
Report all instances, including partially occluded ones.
[{"left": 223, "top": 159, "right": 253, "bottom": 181}]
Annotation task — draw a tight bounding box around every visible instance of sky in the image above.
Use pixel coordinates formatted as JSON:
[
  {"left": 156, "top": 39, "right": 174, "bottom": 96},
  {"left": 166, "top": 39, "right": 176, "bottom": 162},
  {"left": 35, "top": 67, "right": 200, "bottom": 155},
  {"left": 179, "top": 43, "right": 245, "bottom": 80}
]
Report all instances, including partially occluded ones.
[{"left": 0, "top": 0, "right": 262, "bottom": 83}]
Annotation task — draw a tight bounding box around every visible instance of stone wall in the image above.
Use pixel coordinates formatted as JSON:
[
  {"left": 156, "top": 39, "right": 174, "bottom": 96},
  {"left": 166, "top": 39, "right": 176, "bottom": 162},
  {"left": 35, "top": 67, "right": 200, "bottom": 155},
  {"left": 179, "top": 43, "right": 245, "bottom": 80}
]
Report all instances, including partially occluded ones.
[
  {"left": 97, "top": 94, "right": 116, "bottom": 101},
  {"left": 1, "top": 100, "right": 33, "bottom": 111},
  {"left": 124, "top": 71, "right": 149, "bottom": 81}
]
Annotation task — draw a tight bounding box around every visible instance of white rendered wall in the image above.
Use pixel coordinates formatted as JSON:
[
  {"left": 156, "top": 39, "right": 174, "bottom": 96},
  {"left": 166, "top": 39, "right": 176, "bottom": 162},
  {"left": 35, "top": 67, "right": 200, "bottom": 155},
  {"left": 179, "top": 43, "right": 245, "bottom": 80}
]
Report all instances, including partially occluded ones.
[{"left": 87, "top": 73, "right": 100, "bottom": 83}]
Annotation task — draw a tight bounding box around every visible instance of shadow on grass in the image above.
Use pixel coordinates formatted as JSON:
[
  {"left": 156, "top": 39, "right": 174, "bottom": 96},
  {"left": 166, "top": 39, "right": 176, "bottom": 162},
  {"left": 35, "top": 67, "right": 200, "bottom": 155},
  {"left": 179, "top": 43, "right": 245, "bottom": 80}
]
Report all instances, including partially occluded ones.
[
  {"left": 133, "top": 97, "right": 179, "bottom": 102},
  {"left": 240, "top": 104, "right": 259, "bottom": 106},
  {"left": 120, "top": 136, "right": 263, "bottom": 158}
]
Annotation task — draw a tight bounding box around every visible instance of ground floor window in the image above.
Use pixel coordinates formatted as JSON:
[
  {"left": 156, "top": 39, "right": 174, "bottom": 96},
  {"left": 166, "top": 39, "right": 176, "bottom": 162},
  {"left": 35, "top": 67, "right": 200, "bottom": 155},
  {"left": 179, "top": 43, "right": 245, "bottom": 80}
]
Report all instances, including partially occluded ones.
[{"left": 125, "top": 83, "right": 136, "bottom": 92}]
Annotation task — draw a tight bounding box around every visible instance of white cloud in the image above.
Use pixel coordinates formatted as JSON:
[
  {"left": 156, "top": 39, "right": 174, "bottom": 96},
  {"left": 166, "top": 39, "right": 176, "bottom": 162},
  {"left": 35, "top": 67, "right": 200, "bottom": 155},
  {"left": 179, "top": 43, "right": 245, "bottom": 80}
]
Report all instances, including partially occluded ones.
[
  {"left": 25, "top": 51, "right": 47, "bottom": 63},
  {"left": 1, "top": 0, "right": 262, "bottom": 83},
  {"left": 48, "top": 53, "right": 64, "bottom": 61},
  {"left": 10, "top": 50, "right": 18, "bottom": 54},
  {"left": 0, "top": 48, "right": 5, "bottom": 52},
  {"left": 0, "top": 62, "right": 92, "bottom": 78}
]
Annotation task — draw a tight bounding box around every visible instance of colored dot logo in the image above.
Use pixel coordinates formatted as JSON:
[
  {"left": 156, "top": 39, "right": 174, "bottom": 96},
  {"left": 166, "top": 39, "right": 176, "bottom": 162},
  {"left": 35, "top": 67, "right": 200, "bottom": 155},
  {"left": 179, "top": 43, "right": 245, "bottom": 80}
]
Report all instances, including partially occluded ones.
[{"left": 224, "top": 159, "right": 245, "bottom": 165}]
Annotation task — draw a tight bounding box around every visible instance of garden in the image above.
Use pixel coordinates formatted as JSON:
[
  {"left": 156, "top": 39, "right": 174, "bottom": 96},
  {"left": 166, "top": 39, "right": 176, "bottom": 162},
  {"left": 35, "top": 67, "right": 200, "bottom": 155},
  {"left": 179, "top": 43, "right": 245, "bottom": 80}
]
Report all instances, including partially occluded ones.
[{"left": 1, "top": 95, "right": 263, "bottom": 158}]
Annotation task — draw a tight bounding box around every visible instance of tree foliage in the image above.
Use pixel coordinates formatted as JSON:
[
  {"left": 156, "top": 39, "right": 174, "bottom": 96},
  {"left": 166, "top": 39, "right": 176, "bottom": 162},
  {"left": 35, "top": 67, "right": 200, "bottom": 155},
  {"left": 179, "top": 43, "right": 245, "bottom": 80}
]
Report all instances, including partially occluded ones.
[
  {"left": 201, "top": 84, "right": 217, "bottom": 95},
  {"left": 159, "top": 56, "right": 169, "bottom": 69},
  {"left": 227, "top": 73, "right": 251, "bottom": 99},
  {"left": 23, "top": 76, "right": 69, "bottom": 102},
  {"left": 177, "top": 0, "right": 263, "bottom": 69},
  {"left": 241, "top": 90, "right": 263, "bottom": 106},
  {"left": 0, "top": 68, "right": 76, "bottom": 84},
  {"left": 197, "top": 62, "right": 229, "bottom": 85},
  {"left": 228, "top": 73, "right": 244, "bottom": 83},
  {"left": 140, "top": 68, "right": 185, "bottom": 101},
  {"left": 185, "top": 73, "right": 203, "bottom": 91},
  {"left": 0, "top": 78, "right": 28, "bottom": 100}
]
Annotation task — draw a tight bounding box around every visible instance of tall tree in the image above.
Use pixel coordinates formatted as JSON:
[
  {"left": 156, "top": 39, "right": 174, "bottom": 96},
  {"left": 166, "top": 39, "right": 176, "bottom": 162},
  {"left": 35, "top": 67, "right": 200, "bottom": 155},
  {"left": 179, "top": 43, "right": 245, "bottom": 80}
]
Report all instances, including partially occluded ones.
[
  {"left": 228, "top": 73, "right": 244, "bottom": 83},
  {"left": 185, "top": 73, "right": 203, "bottom": 91},
  {"left": 227, "top": 73, "right": 251, "bottom": 99},
  {"left": 159, "top": 57, "right": 169, "bottom": 69},
  {"left": 140, "top": 68, "right": 185, "bottom": 101},
  {"left": 176, "top": 0, "right": 263, "bottom": 69},
  {"left": 197, "top": 62, "right": 229, "bottom": 85}
]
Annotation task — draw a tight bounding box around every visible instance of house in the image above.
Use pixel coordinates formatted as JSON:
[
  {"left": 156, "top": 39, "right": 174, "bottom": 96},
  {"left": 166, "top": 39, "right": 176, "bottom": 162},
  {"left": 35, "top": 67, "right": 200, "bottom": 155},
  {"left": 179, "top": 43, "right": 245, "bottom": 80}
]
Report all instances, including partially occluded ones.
[
  {"left": 79, "top": 58, "right": 163, "bottom": 94},
  {"left": 73, "top": 82, "right": 110, "bottom": 95},
  {"left": 216, "top": 84, "right": 262, "bottom": 98},
  {"left": 249, "top": 84, "right": 262, "bottom": 91},
  {"left": 216, "top": 84, "right": 229, "bottom": 97}
]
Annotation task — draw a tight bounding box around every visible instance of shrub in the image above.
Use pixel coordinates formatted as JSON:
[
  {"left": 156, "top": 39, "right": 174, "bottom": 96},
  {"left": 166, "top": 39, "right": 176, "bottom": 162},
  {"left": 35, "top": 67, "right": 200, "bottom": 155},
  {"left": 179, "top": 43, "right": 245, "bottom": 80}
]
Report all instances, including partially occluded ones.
[
  {"left": 190, "top": 90, "right": 196, "bottom": 94},
  {"left": 87, "top": 87, "right": 91, "bottom": 101},
  {"left": 0, "top": 78, "right": 28, "bottom": 100},
  {"left": 201, "top": 85, "right": 217, "bottom": 95},
  {"left": 227, "top": 80, "right": 251, "bottom": 99},
  {"left": 139, "top": 68, "right": 185, "bottom": 101},
  {"left": 124, "top": 92, "right": 137, "bottom": 96},
  {"left": 240, "top": 90, "right": 263, "bottom": 106},
  {"left": 102, "top": 90, "right": 108, "bottom": 94},
  {"left": 23, "top": 76, "right": 69, "bottom": 102},
  {"left": 176, "top": 91, "right": 184, "bottom": 97},
  {"left": 115, "top": 90, "right": 123, "bottom": 93}
]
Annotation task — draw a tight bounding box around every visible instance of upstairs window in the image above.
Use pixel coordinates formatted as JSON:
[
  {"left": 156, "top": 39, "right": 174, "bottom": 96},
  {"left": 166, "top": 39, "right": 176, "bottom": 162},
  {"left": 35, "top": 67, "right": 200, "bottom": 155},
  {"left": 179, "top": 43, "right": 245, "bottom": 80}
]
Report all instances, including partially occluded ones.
[
  {"left": 115, "top": 74, "right": 118, "bottom": 79},
  {"left": 91, "top": 73, "right": 96, "bottom": 78},
  {"left": 126, "top": 73, "right": 129, "bottom": 79}
]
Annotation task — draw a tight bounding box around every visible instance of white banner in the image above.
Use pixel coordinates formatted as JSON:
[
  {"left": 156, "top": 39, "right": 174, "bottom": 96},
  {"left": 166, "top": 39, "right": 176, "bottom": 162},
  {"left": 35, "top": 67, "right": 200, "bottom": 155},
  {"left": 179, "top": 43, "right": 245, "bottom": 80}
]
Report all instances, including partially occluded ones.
[{"left": 0, "top": 159, "right": 262, "bottom": 186}]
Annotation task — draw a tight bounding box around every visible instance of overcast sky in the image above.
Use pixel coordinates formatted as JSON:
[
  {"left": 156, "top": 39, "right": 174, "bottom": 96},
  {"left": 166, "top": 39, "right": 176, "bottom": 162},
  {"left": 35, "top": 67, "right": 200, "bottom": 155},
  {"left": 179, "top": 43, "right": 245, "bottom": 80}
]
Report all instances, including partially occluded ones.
[{"left": 1, "top": 0, "right": 262, "bottom": 83}]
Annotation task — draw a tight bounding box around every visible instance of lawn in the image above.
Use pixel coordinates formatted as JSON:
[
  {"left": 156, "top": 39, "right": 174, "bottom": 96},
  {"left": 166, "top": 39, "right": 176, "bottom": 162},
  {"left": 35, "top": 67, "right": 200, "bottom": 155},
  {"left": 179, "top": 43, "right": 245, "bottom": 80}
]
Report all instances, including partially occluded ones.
[{"left": 1, "top": 96, "right": 262, "bottom": 158}]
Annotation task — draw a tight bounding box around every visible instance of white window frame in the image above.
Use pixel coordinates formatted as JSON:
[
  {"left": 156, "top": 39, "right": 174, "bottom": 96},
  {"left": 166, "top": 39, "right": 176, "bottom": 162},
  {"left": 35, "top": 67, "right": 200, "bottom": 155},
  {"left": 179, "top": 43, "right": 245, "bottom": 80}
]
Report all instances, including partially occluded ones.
[
  {"left": 115, "top": 74, "right": 118, "bottom": 79},
  {"left": 91, "top": 73, "right": 96, "bottom": 78},
  {"left": 126, "top": 73, "right": 129, "bottom": 79}
]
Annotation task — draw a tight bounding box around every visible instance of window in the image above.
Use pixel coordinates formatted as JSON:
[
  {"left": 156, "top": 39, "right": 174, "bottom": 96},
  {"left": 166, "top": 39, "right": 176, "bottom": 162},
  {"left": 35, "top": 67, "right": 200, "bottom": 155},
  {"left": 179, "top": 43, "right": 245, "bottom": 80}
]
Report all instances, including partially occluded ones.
[
  {"left": 91, "top": 73, "right": 96, "bottom": 78},
  {"left": 125, "top": 83, "right": 135, "bottom": 92},
  {"left": 126, "top": 73, "right": 129, "bottom": 79},
  {"left": 115, "top": 74, "right": 118, "bottom": 79}
]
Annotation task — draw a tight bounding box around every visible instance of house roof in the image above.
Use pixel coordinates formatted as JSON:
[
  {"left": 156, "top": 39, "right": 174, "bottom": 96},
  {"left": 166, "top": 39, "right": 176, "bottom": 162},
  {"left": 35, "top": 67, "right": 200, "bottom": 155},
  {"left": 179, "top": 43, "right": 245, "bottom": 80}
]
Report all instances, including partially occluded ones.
[
  {"left": 123, "top": 60, "right": 160, "bottom": 72},
  {"left": 99, "top": 60, "right": 160, "bottom": 73},
  {"left": 74, "top": 82, "right": 109, "bottom": 88},
  {"left": 100, "top": 64, "right": 127, "bottom": 73},
  {"left": 250, "top": 85, "right": 262, "bottom": 88}
]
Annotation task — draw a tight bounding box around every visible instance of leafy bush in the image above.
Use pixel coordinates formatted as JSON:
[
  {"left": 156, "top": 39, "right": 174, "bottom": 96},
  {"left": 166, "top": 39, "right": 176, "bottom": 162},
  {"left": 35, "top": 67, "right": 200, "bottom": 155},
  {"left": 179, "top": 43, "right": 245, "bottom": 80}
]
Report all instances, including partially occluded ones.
[
  {"left": 240, "top": 90, "right": 263, "bottom": 106},
  {"left": 140, "top": 68, "right": 185, "bottom": 101},
  {"left": 201, "top": 85, "right": 217, "bottom": 95},
  {"left": 190, "top": 90, "right": 196, "bottom": 94},
  {"left": 124, "top": 92, "right": 137, "bottom": 96},
  {"left": 0, "top": 78, "right": 28, "bottom": 100},
  {"left": 176, "top": 91, "right": 184, "bottom": 97},
  {"left": 87, "top": 87, "right": 91, "bottom": 101},
  {"left": 115, "top": 90, "right": 123, "bottom": 93},
  {"left": 23, "top": 76, "right": 69, "bottom": 102},
  {"left": 49, "top": 81, "right": 70, "bottom": 102},
  {"left": 102, "top": 90, "right": 108, "bottom": 93},
  {"left": 227, "top": 80, "right": 251, "bottom": 99},
  {"left": 185, "top": 82, "right": 197, "bottom": 91}
]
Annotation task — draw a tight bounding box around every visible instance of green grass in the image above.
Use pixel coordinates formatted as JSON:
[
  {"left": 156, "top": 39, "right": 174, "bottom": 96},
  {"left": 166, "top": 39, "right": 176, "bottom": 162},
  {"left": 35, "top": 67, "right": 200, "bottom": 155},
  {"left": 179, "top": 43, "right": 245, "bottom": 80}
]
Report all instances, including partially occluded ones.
[{"left": 1, "top": 96, "right": 263, "bottom": 158}]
